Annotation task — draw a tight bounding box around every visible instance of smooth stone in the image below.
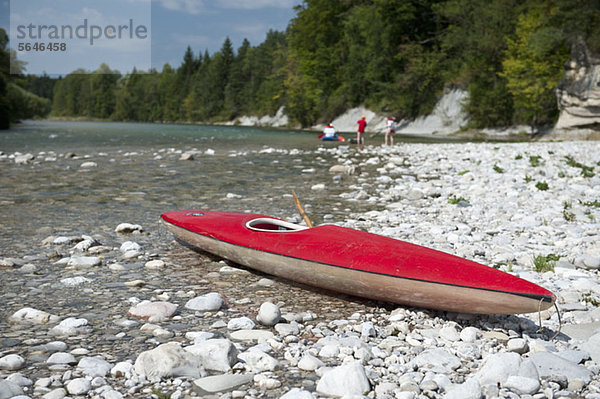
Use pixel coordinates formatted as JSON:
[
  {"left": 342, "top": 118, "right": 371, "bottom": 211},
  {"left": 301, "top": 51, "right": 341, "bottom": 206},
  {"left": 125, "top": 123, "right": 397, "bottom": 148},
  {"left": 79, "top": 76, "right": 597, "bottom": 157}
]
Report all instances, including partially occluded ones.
[
  {"left": 0, "top": 378, "right": 24, "bottom": 399},
  {"left": 504, "top": 375, "right": 540, "bottom": 395},
  {"left": 409, "top": 348, "right": 461, "bottom": 373},
  {"left": 185, "top": 339, "right": 238, "bottom": 372},
  {"left": 50, "top": 317, "right": 88, "bottom": 336},
  {"left": 184, "top": 293, "right": 223, "bottom": 312},
  {"left": 460, "top": 327, "right": 479, "bottom": 343},
  {"left": 297, "top": 354, "right": 325, "bottom": 371},
  {"left": 127, "top": 301, "right": 178, "bottom": 319},
  {"left": 144, "top": 260, "right": 165, "bottom": 269},
  {"left": 529, "top": 352, "right": 593, "bottom": 385},
  {"left": 60, "top": 276, "right": 91, "bottom": 286},
  {"left": 280, "top": 388, "right": 314, "bottom": 399},
  {"left": 256, "top": 302, "right": 281, "bottom": 326},
  {"left": 237, "top": 350, "right": 279, "bottom": 372},
  {"left": 229, "top": 330, "right": 275, "bottom": 342},
  {"left": 274, "top": 322, "right": 300, "bottom": 336},
  {"left": 227, "top": 317, "right": 255, "bottom": 331},
  {"left": 46, "top": 352, "right": 77, "bottom": 365},
  {"left": 581, "top": 332, "right": 600, "bottom": 363},
  {"left": 103, "top": 390, "right": 123, "bottom": 399},
  {"left": 316, "top": 362, "right": 370, "bottom": 397},
  {"left": 562, "top": 322, "right": 600, "bottom": 340},
  {"left": 9, "top": 308, "right": 59, "bottom": 324},
  {"left": 111, "top": 361, "right": 134, "bottom": 378},
  {"left": 115, "top": 223, "right": 143, "bottom": 233},
  {"left": 474, "top": 352, "right": 521, "bottom": 386},
  {"left": 444, "top": 378, "right": 482, "bottom": 399},
  {"left": 5, "top": 374, "right": 32, "bottom": 387},
  {"left": 65, "top": 378, "right": 91, "bottom": 395},
  {"left": 77, "top": 357, "right": 112, "bottom": 377},
  {"left": 439, "top": 324, "right": 460, "bottom": 342},
  {"left": 481, "top": 331, "right": 509, "bottom": 343},
  {"left": 135, "top": 343, "right": 204, "bottom": 381},
  {"left": 119, "top": 241, "right": 140, "bottom": 252},
  {"left": 0, "top": 355, "right": 25, "bottom": 371},
  {"left": 507, "top": 338, "right": 529, "bottom": 354},
  {"left": 66, "top": 256, "right": 101, "bottom": 268},
  {"left": 193, "top": 373, "right": 254, "bottom": 395},
  {"left": 42, "top": 388, "right": 67, "bottom": 399}
]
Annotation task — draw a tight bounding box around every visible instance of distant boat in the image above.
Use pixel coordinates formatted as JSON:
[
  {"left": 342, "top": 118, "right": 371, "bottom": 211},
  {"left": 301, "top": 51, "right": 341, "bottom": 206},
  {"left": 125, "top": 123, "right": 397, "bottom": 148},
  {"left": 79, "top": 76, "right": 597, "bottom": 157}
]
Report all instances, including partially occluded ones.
[
  {"left": 319, "top": 134, "right": 345, "bottom": 142},
  {"left": 161, "top": 211, "right": 556, "bottom": 315}
]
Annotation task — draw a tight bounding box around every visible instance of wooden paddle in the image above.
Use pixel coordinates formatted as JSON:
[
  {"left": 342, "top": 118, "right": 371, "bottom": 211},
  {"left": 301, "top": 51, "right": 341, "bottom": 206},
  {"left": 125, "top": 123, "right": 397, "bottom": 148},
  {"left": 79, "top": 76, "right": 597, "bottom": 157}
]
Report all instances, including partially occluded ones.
[{"left": 292, "top": 190, "right": 313, "bottom": 228}]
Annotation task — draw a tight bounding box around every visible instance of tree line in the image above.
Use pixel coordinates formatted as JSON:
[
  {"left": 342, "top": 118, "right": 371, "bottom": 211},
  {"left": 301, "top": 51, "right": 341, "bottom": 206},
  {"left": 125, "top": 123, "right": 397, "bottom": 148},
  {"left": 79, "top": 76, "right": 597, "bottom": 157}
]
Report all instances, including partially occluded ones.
[{"left": 3, "top": 0, "right": 600, "bottom": 129}]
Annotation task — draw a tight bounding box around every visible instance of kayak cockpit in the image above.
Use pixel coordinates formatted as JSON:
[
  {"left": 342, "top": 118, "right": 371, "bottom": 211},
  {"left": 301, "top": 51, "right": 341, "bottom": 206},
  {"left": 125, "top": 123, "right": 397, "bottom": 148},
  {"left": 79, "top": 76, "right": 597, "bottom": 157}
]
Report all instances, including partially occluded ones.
[{"left": 246, "top": 218, "right": 309, "bottom": 232}]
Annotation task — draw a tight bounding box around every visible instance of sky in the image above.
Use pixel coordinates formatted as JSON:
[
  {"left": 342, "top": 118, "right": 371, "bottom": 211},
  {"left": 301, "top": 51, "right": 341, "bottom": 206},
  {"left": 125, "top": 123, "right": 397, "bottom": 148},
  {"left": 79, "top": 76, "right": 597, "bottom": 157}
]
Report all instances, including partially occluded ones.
[{"left": 1, "top": 0, "right": 301, "bottom": 75}]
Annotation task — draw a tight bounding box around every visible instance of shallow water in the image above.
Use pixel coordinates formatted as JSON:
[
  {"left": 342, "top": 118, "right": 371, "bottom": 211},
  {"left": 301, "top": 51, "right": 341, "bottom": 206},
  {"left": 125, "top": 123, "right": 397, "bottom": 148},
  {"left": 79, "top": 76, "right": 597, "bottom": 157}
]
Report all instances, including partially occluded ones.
[{"left": 0, "top": 121, "right": 380, "bottom": 256}]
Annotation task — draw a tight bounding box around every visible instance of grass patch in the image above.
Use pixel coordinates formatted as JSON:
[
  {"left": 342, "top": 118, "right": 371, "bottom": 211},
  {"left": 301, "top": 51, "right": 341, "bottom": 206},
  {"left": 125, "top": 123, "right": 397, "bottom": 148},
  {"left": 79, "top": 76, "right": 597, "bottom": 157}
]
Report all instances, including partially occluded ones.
[
  {"left": 457, "top": 170, "right": 470, "bottom": 176},
  {"left": 529, "top": 155, "right": 544, "bottom": 167},
  {"left": 565, "top": 155, "right": 595, "bottom": 177},
  {"left": 533, "top": 254, "right": 560, "bottom": 272},
  {"left": 582, "top": 292, "right": 599, "bottom": 307},
  {"left": 493, "top": 164, "right": 504, "bottom": 173},
  {"left": 535, "top": 181, "right": 549, "bottom": 191},
  {"left": 524, "top": 175, "right": 533, "bottom": 183},
  {"left": 580, "top": 199, "right": 600, "bottom": 207},
  {"left": 448, "top": 195, "right": 469, "bottom": 205},
  {"left": 515, "top": 154, "right": 523, "bottom": 160}
]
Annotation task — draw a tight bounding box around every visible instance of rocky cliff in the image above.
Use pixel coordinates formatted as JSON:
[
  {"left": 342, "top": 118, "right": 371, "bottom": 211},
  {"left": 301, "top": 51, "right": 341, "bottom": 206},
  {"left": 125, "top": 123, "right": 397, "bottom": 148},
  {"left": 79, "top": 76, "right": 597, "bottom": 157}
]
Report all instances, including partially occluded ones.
[{"left": 550, "top": 40, "right": 600, "bottom": 140}]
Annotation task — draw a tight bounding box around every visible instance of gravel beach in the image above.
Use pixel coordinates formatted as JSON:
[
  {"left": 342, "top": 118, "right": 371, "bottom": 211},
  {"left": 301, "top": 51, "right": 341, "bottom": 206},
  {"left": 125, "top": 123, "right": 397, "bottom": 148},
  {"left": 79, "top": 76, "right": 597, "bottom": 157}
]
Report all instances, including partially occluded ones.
[{"left": 1, "top": 139, "right": 600, "bottom": 399}]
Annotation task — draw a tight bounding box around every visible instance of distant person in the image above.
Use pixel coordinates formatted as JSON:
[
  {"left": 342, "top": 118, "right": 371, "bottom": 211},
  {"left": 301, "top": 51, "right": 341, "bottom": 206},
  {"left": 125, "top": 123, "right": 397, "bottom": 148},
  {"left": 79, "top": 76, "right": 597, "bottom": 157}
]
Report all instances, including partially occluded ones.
[
  {"left": 356, "top": 115, "right": 367, "bottom": 149},
  {"left": 385, "top": 116, "right": 396, "bottom": 146},
  {"left": 323, "top": 123, "right": 336, "bottom": 139}
]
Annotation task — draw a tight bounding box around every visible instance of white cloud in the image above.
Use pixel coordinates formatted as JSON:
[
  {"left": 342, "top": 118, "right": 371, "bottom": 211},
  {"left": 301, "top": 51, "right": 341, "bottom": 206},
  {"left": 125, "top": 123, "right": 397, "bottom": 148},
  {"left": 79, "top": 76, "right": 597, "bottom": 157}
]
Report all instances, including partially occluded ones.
[
  {"left": 157, "top": 0, "right": 204, "bottom": 14},
  {"left": 216, "top": 0, "right": 297, "bottom": 10}
]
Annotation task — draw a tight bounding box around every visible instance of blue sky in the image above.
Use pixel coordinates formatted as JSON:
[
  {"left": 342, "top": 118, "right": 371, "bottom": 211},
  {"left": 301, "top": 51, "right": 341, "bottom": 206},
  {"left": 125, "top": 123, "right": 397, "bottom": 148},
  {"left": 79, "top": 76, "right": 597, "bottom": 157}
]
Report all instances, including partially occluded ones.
[{"left": 1, "top": 0, "right": 300, "bottom": 75}]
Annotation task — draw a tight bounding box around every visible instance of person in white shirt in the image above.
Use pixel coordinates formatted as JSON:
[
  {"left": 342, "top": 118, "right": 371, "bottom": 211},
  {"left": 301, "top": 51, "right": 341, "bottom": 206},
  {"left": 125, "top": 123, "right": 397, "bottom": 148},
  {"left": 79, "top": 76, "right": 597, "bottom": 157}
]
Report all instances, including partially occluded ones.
[
  {"left": 323, "top": 123, "right": 336, "bottom": 138},
  {"left": 385, "top": 116, "right": 396, "bottom": 146}
]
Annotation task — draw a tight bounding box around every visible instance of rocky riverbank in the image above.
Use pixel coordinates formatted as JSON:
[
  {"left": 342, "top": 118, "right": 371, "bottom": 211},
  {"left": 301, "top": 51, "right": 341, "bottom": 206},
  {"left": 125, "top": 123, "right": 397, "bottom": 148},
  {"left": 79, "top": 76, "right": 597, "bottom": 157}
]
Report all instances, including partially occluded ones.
[{"left": 1, "top": 140, "right": 600, "bottom": 399}]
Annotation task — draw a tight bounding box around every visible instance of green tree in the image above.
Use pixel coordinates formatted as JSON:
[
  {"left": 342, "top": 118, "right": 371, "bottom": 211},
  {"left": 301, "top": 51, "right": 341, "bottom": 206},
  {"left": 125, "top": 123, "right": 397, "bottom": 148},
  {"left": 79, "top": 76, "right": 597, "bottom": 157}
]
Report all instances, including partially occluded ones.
[{"left": 501, "top": 3, "right": 569, "bottom": 128}]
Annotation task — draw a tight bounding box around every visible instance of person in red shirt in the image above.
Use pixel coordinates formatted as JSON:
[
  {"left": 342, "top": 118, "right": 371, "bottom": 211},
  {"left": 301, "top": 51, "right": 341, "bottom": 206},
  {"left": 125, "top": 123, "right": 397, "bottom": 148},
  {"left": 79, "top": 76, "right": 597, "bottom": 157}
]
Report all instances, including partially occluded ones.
[{"left": 356, "top": 115, "right": 367, "bottom": 149}]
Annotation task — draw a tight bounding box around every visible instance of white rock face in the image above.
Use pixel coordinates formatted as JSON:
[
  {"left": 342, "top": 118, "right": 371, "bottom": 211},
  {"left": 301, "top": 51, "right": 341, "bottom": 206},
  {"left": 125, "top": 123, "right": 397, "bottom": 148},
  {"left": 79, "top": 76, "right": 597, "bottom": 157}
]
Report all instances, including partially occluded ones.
[
  {"left": 135, "top": 342, "right": 205, "bottom": 380},
  {"left": 316, "top": 362, "right": 371, "bottom": 397},
  {"left": 396, "top": 89, "right": 469, "bottom": 135}
]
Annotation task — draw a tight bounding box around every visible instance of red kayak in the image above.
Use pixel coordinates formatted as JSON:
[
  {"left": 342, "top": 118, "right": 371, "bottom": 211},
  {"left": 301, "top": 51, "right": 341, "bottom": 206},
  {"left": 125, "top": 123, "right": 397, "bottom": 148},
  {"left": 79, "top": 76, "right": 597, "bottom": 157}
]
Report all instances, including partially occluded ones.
[{"left": 161, "top": 211, "right": 555, "bottom": 314}]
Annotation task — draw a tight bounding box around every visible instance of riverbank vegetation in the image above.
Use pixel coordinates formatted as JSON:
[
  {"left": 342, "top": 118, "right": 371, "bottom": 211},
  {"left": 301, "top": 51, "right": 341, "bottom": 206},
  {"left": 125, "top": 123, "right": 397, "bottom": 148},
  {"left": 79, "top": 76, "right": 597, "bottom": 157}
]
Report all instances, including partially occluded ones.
[{"left": 2, "top": 0, "right": 600, "bottom": 129}]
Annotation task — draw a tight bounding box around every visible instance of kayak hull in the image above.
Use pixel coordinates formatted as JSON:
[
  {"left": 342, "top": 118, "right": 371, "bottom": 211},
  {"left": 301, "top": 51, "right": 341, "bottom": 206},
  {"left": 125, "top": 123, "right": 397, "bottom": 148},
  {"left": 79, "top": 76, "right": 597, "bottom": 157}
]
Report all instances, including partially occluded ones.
[{"left": 161, "top": 211, "right": 555, "bottom": 314}]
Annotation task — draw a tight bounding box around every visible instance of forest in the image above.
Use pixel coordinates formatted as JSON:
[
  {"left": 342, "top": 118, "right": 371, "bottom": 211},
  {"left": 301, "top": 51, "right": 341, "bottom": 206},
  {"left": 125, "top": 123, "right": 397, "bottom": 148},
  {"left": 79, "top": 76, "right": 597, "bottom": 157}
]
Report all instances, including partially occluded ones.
[{"left": 2, "top": 0, "right": 600, "bottom": 129}]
